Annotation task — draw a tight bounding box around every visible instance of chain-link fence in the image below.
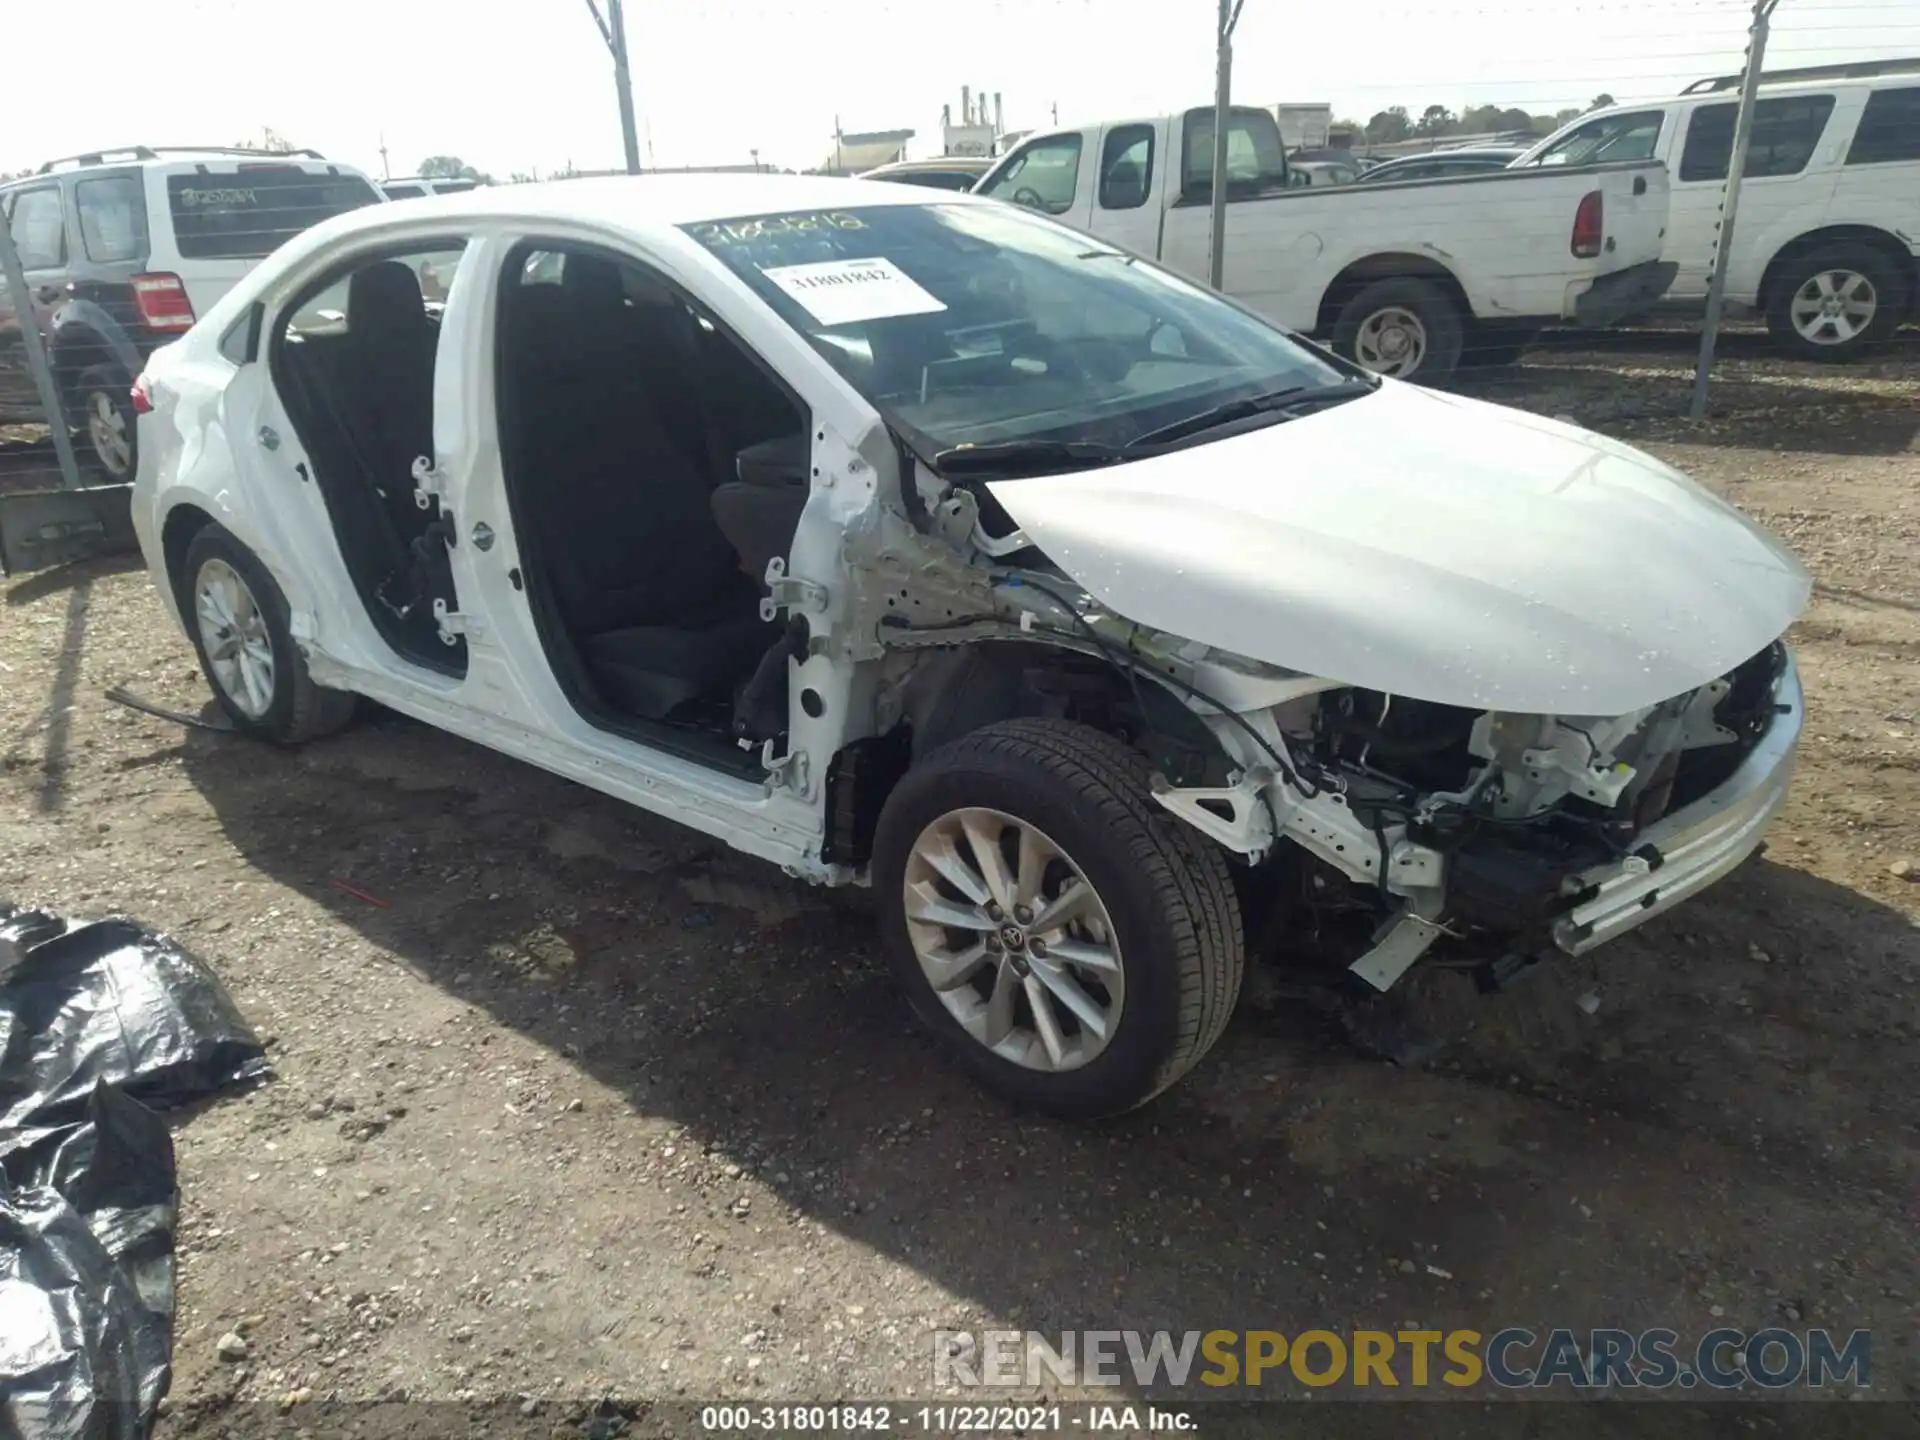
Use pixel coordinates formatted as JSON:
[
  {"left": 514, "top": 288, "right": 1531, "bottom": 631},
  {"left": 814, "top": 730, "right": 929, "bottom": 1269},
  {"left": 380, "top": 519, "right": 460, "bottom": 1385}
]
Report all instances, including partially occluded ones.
[
  {"left": 0, "top": 184, "right": 136, "bottom": 574},
  {"left": 0, "top": 147, "right": 398, "bottom": 573}
]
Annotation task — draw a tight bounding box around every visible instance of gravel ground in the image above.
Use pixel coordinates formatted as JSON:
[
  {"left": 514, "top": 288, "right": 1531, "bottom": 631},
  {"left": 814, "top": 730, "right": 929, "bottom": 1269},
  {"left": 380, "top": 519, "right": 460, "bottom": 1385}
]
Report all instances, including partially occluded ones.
[{"left": 1, "top": 341, "right": 1917, "bottom": 1430}]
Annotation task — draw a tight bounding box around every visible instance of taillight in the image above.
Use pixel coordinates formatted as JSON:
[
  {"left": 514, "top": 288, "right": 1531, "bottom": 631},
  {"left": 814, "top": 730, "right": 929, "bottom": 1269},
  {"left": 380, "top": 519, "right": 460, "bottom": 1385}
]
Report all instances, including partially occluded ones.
[
  {"left": 131, "top": 272, "right": 196, "bottom": 332},
  {"left": 130, "top": 374, "right": 154, "bottom": 415},
  {"left": 1571, "top": 190, "right": 1604, "bottom": 259}
]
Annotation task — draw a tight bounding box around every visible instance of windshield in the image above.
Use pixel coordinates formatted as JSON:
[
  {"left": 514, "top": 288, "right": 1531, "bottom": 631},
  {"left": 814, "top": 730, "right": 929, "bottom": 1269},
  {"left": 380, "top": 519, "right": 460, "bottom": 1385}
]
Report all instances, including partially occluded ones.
[
  {"left": 1522, "top": 109, "right": 1665, "bottom": 167},
  {"left": 682, "top": 201, "right": 1348, "bottom": 454}
]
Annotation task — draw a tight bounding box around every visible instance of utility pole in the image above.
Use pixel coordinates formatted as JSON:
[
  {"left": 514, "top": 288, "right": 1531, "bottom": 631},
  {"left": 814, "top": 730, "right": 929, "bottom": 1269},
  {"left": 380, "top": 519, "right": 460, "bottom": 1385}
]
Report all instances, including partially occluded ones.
[
  {"left": 378, "top": 132, "right": 391, "bottom": 181},
  {"left": 1690, "top": 0, "right": 1779, "bottom": 419},
  {"left": 1209, "top": 0, "right": 1247, "bottom": 290},
  {"left": 583, "top": 0, "right": 643, "bottom": 174}
]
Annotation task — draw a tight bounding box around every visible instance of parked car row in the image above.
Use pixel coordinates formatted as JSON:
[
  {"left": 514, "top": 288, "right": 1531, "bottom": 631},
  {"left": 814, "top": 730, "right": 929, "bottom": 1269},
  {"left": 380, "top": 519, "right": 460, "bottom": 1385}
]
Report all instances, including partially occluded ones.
[
  {"left": 856, "top": 157, "right": 994, "bottom": 192},
  {"left": 858, "top": 56, "right": 1917, "bottom": 371},
  {"left": 1353, "top": 148, "right": 1528, "bottom": 183},
  {"left": 13, "top": 50, "right": 1908, "bottom": 464},
  {"left": 380, "top": 175, "right": 483, "bottom": 201}
]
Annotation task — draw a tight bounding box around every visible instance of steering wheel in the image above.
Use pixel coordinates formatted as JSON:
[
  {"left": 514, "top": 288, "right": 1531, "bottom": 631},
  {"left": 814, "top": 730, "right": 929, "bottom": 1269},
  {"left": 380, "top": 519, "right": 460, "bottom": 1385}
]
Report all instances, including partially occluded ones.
[{"left": 1010, "top": 186, "right": 1048, "bottom": 211}]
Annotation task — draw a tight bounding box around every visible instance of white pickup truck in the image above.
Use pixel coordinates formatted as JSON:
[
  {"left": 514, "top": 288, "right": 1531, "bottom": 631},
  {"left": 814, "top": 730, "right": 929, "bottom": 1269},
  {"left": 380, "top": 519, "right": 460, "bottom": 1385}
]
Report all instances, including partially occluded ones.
[{"left": 972, "top": 105, "right": 1676, "bottom": 380}]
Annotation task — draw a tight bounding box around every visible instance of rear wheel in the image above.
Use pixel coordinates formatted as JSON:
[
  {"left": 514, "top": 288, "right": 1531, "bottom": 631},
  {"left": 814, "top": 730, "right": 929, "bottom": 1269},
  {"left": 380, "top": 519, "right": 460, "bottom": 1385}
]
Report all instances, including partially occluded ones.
[
  {"left": 873, "top": 719, "right": 1244, "bottom": 1118},
  {"left": 179, "top": 524, "right": 357, "bottom": 744},
  {"left": 1332, "top": 277, "right": 1465, "bottom": 382},
  {"left": 1765, "top": 243, "right": 1908, "bottom": 361},
  {"left": 76, "top": 364, "right": 137, "bottom": 480}
]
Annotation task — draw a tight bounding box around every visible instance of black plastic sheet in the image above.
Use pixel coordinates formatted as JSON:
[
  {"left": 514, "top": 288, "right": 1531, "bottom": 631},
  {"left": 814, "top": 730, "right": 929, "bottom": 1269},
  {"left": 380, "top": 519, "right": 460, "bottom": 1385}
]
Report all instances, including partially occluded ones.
[{"left": 1, "top": 903, "right": 268, "bottom": 1439}]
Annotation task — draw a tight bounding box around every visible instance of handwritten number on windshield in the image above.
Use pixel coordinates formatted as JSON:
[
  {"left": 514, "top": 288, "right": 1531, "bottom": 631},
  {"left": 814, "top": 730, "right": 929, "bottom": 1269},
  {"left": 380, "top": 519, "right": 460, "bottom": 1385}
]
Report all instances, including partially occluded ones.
[{"left": 691, "top": 212, "right": 868, "bottom": 246}]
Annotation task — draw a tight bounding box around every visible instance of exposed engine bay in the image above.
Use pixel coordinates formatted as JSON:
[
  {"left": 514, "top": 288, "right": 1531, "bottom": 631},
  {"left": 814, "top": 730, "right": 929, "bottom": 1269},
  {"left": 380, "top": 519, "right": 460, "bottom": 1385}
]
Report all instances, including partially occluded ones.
[
  {"left": 1268, "top": 640, "right": 1789, "bottom": 979},
  {"left": 872, "top": 558, "right": 1799, "bottom": 1000}
]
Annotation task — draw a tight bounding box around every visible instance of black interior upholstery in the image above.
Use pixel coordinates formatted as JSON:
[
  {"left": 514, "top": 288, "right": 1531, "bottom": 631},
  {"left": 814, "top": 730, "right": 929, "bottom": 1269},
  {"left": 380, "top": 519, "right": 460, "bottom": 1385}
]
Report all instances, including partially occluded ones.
[
  {"left": 343, "top": 261, "right": 440, "bottom": 546},
  {"left": 711, "top": 432, "right": 811, "bottom": 586},
  {"left": 497, "top": 253, "right": 809, "bottom": 723},
  {"left": 273, "top": 257, "right": 463, "bottom": 670},
  {"left": 1102, "top": 160, "right": 1147, "bottom": 208}
]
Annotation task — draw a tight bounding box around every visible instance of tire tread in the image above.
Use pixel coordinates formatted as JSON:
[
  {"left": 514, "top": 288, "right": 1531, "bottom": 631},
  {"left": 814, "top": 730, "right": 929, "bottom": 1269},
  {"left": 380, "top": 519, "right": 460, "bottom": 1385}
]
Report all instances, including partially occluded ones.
[
  {"left": 1332, "top": 275, "right": 1466, "bottom": 382},
  {"left": 1763, "top": 241, "right": 1908, "bottom": 362},
  {"left": 919, "top": 719, "right": 1244, "bottom": 1109},
  {"left": 180, "top": 524, "right": 357, "bottom": 745},
  {"left": 75, "top": 363, "right": 136, "bottom": 480}
]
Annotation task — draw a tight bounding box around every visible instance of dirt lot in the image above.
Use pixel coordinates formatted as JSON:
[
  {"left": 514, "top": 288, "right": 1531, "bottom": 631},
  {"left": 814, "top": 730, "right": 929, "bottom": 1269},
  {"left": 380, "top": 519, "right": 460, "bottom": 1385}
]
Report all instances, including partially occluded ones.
[{"left": 2, "top": 338, "right": 1917, "bottom": 1429}]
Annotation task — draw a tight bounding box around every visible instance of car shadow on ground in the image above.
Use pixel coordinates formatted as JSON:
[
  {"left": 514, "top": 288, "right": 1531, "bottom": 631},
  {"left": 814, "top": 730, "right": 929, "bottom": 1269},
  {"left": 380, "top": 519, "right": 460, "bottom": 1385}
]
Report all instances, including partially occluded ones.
[
  {"left": 168, "top": 703, "right": 1920, "bottom": 1398},
  {"left": 4, "top": 549, "right": 144, "bottom": 608},
  {"left": 3, "top": 555, "right": 149, "bottom": 814}
]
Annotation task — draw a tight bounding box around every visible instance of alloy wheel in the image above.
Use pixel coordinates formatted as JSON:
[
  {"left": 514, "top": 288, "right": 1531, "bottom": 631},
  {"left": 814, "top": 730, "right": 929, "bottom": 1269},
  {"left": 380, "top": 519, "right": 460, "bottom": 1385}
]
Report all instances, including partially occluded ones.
[
  {"left": 194, "top": 558, "right": 276, "bottom": 718},
  {"left": 1789, "top": 269, "right": 1877, "bottom": 347},
  {"left": 901, "top": 806, "right": 1125, "bottom": 1073},
  {"left": 87, "top": 390, "right": 133, "bottom": 477}
]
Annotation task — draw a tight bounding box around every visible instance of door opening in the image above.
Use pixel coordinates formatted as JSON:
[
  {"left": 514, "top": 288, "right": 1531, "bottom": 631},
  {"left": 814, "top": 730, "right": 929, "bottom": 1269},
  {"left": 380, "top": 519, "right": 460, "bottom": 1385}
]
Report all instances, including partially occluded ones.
[
  {"left": 493, "top": 243, "right": 814, "bottom": 772},
  {"left": 271, "top": 242, "right": 470, "bottom": 674}
]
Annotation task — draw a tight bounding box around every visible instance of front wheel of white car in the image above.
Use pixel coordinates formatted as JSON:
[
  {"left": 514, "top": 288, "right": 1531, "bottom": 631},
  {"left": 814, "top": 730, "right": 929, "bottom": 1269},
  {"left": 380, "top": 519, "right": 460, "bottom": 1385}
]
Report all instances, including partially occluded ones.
[
  {"left": 179, "top": 524, "right": 357, "bottom": 744},
  {"left": 872, "top": 719, "right": 1244, "bottom": 1119}
]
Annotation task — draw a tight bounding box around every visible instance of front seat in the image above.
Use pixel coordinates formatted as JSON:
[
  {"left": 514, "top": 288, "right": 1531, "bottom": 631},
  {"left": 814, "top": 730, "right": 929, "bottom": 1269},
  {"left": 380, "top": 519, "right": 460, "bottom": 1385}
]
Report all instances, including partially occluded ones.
[
  {"left": 1103, "top": 160, "right": 1146, "bottom": 208},
  {"left": 710, "top": 431, "right": 811, "bottom": 583},
  {"left": 500, "top": 268, "right": 773, "bottom": 721}
]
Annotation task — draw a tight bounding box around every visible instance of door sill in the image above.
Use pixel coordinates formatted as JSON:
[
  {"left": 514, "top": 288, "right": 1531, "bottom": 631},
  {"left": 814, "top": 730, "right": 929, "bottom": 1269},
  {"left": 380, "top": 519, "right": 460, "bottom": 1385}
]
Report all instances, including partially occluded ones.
[{"left": 572, "top": 700, "right": 770, "bottom": 782}]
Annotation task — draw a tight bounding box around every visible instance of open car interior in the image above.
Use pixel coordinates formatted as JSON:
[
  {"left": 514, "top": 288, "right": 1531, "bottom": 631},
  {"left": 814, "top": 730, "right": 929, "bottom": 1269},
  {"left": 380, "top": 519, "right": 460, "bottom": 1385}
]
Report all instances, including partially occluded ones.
[
  {"left": 493, "top": 245, "right": 814, "bottom": 767},
  {"left": 273, "top": 241, "right": 816, "bottom": 771},
  {"left": 274, "top": 247, "right": 468, "bottom": 674}
]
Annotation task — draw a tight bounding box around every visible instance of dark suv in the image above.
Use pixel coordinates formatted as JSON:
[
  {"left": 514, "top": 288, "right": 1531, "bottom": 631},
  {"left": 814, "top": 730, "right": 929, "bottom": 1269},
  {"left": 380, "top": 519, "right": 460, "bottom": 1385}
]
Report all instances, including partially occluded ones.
[{"left": 0, "top": 145, "right": 382, "bottom": 480}]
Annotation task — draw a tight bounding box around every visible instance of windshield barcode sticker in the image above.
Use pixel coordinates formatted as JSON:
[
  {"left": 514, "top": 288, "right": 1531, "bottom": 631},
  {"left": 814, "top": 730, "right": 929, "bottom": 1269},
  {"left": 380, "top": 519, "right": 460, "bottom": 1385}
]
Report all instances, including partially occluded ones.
[{"left": 759, "top": 257, "right": 946, "bottom": 326}]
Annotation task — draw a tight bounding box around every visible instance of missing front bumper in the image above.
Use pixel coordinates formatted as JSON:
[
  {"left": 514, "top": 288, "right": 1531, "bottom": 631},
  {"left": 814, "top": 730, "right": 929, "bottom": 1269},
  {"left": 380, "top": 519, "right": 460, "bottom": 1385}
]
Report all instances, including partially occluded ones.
[{"left": 1551, "top": 649, "right": 1803, "bottom": 955}]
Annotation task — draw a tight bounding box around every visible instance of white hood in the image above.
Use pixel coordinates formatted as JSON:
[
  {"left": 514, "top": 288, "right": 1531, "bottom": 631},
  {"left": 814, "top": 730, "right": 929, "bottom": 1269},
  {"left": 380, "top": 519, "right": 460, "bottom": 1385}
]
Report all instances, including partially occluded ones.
[{"left": 987, "top": 382, "right": 1810, "bottom": 716}]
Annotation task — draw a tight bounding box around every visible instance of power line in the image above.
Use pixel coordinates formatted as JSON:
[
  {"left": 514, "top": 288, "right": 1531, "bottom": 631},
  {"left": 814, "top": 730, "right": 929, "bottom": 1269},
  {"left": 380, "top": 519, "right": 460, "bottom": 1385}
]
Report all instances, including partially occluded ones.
[{"left": 1331, "top": 54, "right": 1920, "bottom": 93}]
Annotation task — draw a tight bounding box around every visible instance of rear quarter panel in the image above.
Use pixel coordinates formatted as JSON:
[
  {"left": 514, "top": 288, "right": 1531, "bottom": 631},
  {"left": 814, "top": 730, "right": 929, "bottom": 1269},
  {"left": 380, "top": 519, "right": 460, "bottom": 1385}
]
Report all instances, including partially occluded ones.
[{"left": 136, "top": 338, "right": 326, "bottom": 638}]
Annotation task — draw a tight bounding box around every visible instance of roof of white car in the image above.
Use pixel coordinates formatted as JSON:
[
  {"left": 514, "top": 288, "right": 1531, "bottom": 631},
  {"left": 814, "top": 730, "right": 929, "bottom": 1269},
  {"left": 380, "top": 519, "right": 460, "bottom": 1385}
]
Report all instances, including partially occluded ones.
[{"left": 366, "top": 172, "right": 962, "bottom": 231}]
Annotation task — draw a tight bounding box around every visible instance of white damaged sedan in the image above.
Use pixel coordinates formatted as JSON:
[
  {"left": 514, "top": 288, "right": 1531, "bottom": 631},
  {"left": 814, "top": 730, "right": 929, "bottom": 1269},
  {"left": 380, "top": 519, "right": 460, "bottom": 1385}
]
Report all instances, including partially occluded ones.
[{"left": 129, "top": 175, "right": 1809, "bottom": 1117}]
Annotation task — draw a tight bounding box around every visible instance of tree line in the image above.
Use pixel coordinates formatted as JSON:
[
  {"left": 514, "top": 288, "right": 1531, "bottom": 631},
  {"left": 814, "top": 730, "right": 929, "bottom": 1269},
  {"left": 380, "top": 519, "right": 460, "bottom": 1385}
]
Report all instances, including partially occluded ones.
[{"left": 1356, "top": 94, "right": 1616, "bottom": 144}]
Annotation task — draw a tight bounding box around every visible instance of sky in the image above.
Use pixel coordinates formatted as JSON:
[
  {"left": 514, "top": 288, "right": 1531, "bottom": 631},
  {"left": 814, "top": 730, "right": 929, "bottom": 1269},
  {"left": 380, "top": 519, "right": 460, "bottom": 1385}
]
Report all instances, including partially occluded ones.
[{"left": 7, "top": 0, "right": 1919, "bottom": 179}]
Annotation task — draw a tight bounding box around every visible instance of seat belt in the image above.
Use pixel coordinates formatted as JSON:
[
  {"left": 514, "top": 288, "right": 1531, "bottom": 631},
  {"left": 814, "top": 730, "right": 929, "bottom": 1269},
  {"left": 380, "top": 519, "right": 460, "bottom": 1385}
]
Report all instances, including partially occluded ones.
[{"left": 668, "top": 303, "right": 736, "bottom": 491}]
